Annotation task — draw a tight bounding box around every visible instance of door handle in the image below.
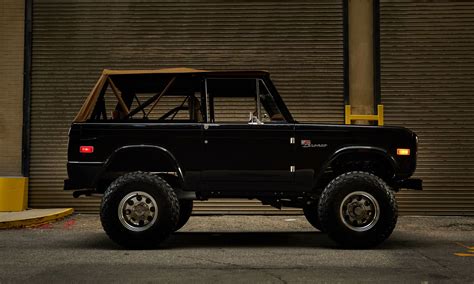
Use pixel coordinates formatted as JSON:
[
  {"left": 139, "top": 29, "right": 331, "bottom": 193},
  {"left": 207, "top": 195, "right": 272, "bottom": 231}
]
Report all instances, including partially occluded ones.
[
  {"left": 80, "top": 137, "right": 98, "bottom": 141},
  {"left": 204, "top": 123, "right": 220, "bottom": 129}
]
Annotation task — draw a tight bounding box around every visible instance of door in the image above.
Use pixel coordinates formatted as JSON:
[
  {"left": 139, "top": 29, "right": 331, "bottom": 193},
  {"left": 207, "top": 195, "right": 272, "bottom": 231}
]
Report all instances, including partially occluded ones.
[
  {"left": 202, "top": 123, "right": 294, "bottom": 191},
  {"left": 201, "top": 78, "right": 295, "bottom": 192}
]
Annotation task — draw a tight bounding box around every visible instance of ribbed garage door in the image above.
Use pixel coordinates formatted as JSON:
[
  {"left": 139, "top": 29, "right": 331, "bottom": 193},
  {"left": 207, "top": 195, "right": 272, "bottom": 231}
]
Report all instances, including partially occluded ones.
[
  {"left": 30, "top": 0, "right": 344, "bottom": 213},
  {"left": 380, "top": 1, "right": 474, "bottom": 215}
]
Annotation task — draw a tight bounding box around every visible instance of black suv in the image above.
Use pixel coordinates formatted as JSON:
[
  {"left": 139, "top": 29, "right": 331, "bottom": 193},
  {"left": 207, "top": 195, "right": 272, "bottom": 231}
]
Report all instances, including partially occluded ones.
[{"left": 65, "top": 68, "right": 422, "bottom": 248}]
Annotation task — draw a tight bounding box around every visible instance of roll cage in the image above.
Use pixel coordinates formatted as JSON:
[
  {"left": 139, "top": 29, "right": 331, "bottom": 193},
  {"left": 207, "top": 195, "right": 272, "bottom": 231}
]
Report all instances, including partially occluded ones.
[{"left": 78, "top": 69, "right": 295, "bottom": 124}]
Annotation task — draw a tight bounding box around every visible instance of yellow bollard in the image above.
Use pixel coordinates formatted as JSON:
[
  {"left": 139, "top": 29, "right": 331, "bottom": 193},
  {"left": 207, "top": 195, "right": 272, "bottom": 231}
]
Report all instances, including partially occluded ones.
[{"left": 0, "top": 177, "right": 28, "bottom": 211}]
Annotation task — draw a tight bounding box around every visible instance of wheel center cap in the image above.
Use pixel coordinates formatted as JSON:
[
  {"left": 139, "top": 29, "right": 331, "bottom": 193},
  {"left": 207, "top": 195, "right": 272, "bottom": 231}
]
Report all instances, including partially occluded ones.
[
  {"left": 134, "top": 203, "right": 148, "bottom": 216},
  {"left": 354, "top": 207, "right": 363, "bottom": 215}
]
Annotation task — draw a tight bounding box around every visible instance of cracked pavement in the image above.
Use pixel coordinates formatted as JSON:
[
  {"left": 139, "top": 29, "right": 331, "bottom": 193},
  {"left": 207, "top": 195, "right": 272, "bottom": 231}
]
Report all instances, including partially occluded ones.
[{"left": 0, "top": 215, "right": 473, "bottom": 283}]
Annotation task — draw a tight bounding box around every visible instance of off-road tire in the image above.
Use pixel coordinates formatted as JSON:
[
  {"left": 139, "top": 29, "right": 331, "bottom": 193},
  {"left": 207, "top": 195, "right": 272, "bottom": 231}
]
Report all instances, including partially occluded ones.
[
  {"left": 100, "top": 171, "right": 179, "bottom": 249},
  {"left": 175, "top": 200, "right": 193, "bottom": 231},
  {"left": 318, "top": 171, "right": 398, "bottom": 248},
  {"left": 303, "top": 203, "right": 324, "bottom": 232}
]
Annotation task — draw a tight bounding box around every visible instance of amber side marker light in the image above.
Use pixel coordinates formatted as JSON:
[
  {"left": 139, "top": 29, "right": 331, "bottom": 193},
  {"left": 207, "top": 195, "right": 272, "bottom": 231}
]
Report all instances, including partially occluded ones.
[
  {"left": 80, "top": 146, "right": 94, "bottom": 154},
  {"left": 397, "top": 148, "right": 410, "bottom": 156}
]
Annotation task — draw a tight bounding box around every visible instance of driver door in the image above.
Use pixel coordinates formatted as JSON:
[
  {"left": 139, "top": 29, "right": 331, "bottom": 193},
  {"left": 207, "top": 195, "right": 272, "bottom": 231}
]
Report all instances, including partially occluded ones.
[{"left": 201, "top": 78, "right": 295, "bottom": 192}]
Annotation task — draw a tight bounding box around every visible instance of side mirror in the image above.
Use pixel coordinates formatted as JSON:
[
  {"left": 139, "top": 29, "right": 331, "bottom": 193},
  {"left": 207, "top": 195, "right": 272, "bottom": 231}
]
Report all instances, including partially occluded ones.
[{"left": 248, "top": 112, "right": 263, "bottom": 125}]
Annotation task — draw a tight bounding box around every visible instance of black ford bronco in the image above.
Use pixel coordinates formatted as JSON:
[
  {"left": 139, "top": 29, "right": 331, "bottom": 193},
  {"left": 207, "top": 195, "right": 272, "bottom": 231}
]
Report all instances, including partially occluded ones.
[{"left": 65, "top": 68, "right": 422, "bottom": 249}]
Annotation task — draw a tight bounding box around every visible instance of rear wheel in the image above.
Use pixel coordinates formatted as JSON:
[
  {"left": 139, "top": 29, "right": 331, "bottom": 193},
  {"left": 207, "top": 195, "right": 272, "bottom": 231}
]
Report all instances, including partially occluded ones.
[
  {"left": 100, "top": 171, "right": 179, "bottom": 249},
  {"left": 175, "top": 200, "right": 193, "bottom": 231},
  {"left": 318, "top": 171, "right": 398, "bottom": 248}
]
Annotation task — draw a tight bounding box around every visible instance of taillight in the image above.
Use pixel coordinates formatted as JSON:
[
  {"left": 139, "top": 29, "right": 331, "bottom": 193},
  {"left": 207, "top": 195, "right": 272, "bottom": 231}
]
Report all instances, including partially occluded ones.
[{"left": 79, "top": 146, "right": 94, "bottom": 154}]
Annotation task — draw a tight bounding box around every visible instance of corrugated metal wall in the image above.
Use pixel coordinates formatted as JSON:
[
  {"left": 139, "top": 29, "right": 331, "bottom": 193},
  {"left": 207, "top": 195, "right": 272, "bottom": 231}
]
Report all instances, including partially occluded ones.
[
  {"left": 0, "top": 0, "right": 24, "bottom": 176},
  {"left": 30, "top": 0, "right": 344, "bottom": 213},
  {"left": 380, "top": 0, "right": 474, "bottom": 215}
]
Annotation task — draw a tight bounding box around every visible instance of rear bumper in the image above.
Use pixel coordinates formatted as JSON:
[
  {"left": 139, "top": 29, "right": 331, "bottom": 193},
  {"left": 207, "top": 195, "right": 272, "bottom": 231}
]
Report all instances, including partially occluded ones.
[
  {"left": 395, "top": 178, "right": 423, "bottom": 191},
  {"left": 64, "top": 178, "right": 96, "bottom": 191},
  {"left": 64, "top": 161, "right": 104, "bottom": 190}
]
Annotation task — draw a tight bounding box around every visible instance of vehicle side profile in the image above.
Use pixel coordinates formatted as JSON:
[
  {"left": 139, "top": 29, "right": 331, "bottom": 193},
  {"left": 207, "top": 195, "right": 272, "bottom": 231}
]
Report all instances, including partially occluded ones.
[{"left": 65, "top": 68, "right": 422, "bottom": 248}]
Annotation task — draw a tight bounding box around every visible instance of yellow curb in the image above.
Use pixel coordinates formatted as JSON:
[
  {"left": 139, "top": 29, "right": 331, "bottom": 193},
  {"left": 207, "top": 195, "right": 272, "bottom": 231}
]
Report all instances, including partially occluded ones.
[
  {"left": 0, "top": 208, "right": 74, "bottom": 229},
  {"left": 454, "top": 253, "right": 474, "bottom": 257}
]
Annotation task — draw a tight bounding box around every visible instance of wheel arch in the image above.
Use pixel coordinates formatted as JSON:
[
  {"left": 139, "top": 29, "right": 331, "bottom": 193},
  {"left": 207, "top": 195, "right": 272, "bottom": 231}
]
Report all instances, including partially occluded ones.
[
  {"left": 96, "top": 145, "right": 185, "bottom": 191},
  {"left": 313, "top": 146, "right": 398, "bottom": 191}
]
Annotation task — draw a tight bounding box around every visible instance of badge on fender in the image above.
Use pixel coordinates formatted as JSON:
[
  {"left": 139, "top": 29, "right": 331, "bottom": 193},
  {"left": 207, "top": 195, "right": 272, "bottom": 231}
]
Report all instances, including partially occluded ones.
[{"left": 301, "top": 140, "right": 328, "bottom": 148}]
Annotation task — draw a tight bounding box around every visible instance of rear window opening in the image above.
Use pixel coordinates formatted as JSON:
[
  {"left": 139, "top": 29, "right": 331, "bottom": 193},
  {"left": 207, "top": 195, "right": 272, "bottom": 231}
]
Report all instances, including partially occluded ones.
[{"left": 89, "top": 75, "right": 204, "bottom": 123}]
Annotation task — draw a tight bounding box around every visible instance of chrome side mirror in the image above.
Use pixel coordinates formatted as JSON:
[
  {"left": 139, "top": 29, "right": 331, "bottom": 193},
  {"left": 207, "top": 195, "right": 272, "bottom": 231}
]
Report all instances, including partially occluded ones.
[{"left": 248, "top": 112, "right": 263, "bottom": 125}]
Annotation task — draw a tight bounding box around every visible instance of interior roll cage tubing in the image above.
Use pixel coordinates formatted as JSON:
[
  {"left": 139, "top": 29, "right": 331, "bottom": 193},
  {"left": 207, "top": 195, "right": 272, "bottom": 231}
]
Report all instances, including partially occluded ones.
[
  {"left": 133, "top": 95, "right": 147, "bottom": 117},
  {"left": 108, "top": 77, "right": 130, "bottom": 116},
  {"left": 125, "top": 77, "right": 176, "bottom": 119},
  {"left": 159, "top": 95, "right": 190, "bottom": 121}
]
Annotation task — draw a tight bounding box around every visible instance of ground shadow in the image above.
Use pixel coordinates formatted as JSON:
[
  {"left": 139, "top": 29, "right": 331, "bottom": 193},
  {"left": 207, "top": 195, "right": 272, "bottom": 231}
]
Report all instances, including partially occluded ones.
[
  {"left": 164, "top": 231, "right": 334, "bottom": 249},
  {"left": 63, "top": 230, "right": 432, "bottom": 251}
]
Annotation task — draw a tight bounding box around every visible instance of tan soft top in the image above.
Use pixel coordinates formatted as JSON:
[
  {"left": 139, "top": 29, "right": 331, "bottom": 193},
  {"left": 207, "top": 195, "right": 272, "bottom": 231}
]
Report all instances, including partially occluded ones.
[{"left": 74, "top": 68, "right": 269, "bottom": 122}]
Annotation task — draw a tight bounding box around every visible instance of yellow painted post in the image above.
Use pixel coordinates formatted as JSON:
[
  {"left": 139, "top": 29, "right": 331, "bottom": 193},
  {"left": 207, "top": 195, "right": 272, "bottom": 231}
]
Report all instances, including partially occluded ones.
[
  {"left": 377, "top": 104, "right": 384, "bottom": 126},
  {"left": 345, "top": 105, "right": 352, "bottom": 125},
  {"left": 345, "top": 104, "right": 384, "bottom": 125},
  {"left": 0, "top": 177, "right": 28, "bottom": 211}
]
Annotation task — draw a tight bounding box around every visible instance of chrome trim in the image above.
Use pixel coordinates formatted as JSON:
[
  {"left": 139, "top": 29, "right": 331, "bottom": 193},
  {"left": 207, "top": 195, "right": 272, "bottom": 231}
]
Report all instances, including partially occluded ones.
[
  {"left": 68, "top": 161, "right": 104, "bottom": 165},
  {"left": 204, "top": 123, "right": 220, "bottom": 129},
  {"left": 256, "top": 79, "right": 262, "bottom": 120},
  {"left": 204, "top": 78, "right": 210, "bottom": 122}
]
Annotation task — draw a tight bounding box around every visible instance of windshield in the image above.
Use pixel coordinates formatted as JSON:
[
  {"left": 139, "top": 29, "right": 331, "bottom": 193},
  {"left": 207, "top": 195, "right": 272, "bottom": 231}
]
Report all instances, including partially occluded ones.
[{"left": 206, "top": 78, "right": 285, "bottom": 123}]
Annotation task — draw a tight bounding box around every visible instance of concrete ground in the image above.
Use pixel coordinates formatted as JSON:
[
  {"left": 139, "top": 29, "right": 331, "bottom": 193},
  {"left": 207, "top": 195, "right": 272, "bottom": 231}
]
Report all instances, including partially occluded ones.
[{"left": 0, "top": 215, "right": 473, "bottom": 283}]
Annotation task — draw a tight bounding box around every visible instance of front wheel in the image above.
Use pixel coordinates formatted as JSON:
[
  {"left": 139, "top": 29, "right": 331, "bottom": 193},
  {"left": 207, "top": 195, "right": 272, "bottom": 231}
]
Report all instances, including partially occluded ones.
[
  {"left": 174, "top": 200, "right": 193, "bottom": 231},
  {"left": 318, "top": 171, "right": 398, "bottom": 248},
  {"left": 100, "top": 172, "right": 179, "bottom": 249},
  {"left": 303, "top": 203, "right": 324, "bottom": 232}
]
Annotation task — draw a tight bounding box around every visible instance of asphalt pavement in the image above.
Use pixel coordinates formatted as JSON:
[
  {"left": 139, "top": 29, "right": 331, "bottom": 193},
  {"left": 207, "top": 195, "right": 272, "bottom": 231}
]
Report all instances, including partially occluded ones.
[{"left": 0, "top": 214, "right": 473, "bottom": 283}]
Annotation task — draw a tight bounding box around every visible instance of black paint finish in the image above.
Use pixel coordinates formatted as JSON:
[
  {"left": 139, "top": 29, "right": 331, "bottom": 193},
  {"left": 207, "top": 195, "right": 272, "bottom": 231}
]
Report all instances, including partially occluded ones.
[{"left": 65, "top": 73, "right": 421, "bottom": 201}]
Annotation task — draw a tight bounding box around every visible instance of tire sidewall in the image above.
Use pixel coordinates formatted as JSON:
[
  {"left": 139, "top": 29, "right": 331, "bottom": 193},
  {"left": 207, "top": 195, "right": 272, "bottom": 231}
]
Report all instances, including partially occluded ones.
[
  {"left": 100, "top": 173, "right": 178, "bottom": 247},
  {"left": 319, "top": 172, "right": 398, "bottom": 248}
]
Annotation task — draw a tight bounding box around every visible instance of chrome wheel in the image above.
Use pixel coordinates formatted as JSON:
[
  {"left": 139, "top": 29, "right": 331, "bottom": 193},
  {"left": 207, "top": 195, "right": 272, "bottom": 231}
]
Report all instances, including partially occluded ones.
[
  {"left": 118, "top": 191, "right": 158, "bottom": 232},
  {"left": 339, "top": 191, "right": 380, "bottom": 232}
]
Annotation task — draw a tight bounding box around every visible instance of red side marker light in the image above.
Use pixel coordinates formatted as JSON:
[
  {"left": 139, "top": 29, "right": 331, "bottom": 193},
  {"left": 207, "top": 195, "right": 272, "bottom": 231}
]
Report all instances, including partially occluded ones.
[
  {"left": 80, "top": 146, "right": 94, "bottom": 154},
  {"left": 397, "top": 148, "right": 410, "bottom": 156}
]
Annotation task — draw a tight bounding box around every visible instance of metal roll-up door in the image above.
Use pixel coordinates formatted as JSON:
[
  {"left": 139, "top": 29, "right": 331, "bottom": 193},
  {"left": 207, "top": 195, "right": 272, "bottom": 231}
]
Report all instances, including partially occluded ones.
[
  {"left": 380, "top": 1, "right": 474, "bottom": 215},
  {"left": 30, "top": 0, "right": 344, "bottom": 213}
]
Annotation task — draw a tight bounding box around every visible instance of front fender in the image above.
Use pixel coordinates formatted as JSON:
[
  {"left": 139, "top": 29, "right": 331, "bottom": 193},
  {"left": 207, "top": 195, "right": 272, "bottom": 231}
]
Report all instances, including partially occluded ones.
[{"left": 314, "top": 146, "right": 398, "bottom": 188}]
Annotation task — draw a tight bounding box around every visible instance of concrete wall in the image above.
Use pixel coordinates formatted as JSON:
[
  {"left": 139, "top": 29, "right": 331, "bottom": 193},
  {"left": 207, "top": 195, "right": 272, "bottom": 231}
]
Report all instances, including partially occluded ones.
[{"left": 0, "top": 0, "right": 24, "bottom": 176}]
